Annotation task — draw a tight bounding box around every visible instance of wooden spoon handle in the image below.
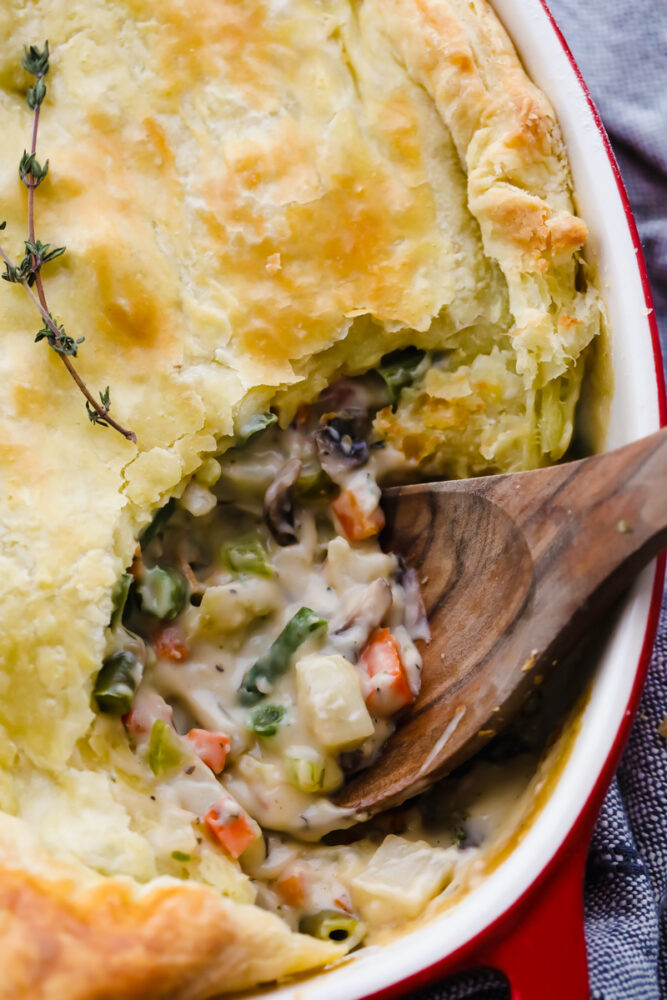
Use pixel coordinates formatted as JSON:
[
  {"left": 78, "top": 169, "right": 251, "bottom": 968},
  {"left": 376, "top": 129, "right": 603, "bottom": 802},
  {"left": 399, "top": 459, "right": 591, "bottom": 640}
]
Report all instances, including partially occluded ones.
[
  {"left": 471, "top": 425, "right": 667, "bottom": 650},
  {"left": 394, "top": 424, "right": 667, "bottom": 697},
  {"left": 337, "top": 427, "right": 667, "bottom": 815}
]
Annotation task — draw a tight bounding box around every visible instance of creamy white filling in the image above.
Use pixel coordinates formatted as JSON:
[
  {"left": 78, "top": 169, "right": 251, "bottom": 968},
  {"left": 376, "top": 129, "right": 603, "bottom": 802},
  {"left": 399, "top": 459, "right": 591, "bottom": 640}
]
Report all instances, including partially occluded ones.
[{"left": 101, "top": 386, "right": 543, "bottom": 941}]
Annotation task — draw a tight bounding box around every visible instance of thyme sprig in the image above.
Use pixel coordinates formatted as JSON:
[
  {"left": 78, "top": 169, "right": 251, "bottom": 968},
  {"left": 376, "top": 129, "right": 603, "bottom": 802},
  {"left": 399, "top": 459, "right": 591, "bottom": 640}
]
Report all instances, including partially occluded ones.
[{"left": 0, "top": 42, "right": 136, "bottom": 443}]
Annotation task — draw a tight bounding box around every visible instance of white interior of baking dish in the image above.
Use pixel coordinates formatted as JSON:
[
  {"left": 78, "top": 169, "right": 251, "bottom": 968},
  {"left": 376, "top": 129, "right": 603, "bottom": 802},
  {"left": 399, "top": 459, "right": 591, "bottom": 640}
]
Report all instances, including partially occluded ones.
[{"left": 246, "top": 2, "right": 663, "bottom": 997}]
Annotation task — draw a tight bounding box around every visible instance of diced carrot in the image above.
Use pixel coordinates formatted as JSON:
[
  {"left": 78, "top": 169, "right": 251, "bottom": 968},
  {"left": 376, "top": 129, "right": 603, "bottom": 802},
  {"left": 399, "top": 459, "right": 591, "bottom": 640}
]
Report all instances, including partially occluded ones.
[
  {"left": 154, "top": 624, "right": 189, "bottom": 662},
  {"left": 204, "top": 804, "right": 257, "bottom": 859},
  {"left": 187, "top": 729, "right": 230, "bottom": 774},
  {"left": 360, "top": 628, "right": 413, "bottom": 717},
  {"left": 331, "top": 490, "right": 385, "bottom": 542},
  {"left": 275, "top": 871, "right": 305, "bottom": 907}
]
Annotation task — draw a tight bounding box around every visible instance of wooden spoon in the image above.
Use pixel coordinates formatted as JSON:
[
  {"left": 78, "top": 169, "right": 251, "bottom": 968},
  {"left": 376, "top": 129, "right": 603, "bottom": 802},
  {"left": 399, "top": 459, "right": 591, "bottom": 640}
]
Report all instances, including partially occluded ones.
[{"left": 334, "top": 426, "right": 667, "bottom": 818}]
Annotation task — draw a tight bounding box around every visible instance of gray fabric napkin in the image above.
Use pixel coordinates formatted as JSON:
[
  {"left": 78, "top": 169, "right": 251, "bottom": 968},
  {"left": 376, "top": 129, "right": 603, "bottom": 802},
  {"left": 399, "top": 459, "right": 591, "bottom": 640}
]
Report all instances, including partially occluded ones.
[{"left": 410, "top": 2, "right": 667, "bottom": 997}]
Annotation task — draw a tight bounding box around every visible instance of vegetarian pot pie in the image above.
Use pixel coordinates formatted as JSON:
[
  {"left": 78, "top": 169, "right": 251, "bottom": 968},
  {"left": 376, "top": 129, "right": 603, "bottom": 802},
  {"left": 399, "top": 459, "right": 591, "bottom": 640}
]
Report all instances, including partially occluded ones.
[{"left": 0, "top": 0, "right": 603, "bottom": 997}]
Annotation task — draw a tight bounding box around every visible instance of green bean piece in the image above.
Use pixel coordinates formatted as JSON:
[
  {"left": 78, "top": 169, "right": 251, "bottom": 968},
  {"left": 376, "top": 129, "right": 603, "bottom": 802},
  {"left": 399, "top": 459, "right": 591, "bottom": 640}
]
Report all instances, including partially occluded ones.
[
  {"left": 110, "top": 572, "right": 133, "bottom": 628},
  {"left": 236, "top": 411, "right": 278, "bottom": 446},
  {"left": 294, "top": 465, "right": 336, "bottom": 501},
  {"left": 137, "top": 566, "right": 188, "bottom": 620},
  {"left": 238, "top": 607, "right": 327, "bottom": 705},
  {"left": 139, "top": 498, "right": 176, "bottom": 549},
  {"left": 250, "top": 704, "right": 286, "bottom": 737},
  {"left": 222, "top": 536, "right": 273, "bottom": 578},
  {"left": 93, "top": 650, "right": 142, "bottom": 715},
  {"left": 148, "top": 719, "right": 184, "bottom": 777},
  {"left": 298, "top": 910, "right": 359, "bottom": 942},
  {"left": 376, "top": 347, "right": 426, "bottom": 406}
]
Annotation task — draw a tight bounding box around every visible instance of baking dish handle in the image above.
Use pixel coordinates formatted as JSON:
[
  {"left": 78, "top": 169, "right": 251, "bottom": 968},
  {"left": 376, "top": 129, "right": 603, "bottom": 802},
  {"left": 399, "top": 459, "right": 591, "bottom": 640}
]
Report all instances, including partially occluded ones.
[{"left": 477, "top": 834, "right": 590, "bottom": 1000}]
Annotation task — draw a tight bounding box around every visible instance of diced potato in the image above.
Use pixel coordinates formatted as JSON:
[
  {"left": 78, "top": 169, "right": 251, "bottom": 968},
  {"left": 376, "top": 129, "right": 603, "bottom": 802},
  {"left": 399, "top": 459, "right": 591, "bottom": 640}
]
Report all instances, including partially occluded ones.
[
  {"left": 194, "top": 844, "right": 257, "bottom": 904},
  {"left": 198, "top": 578, "right": 281, "bottom": 634},
  {"left": 228, "top": 755, "right": 324, "bottom": 831},
  {"left": 325, "top": 536, "right": 396, "bottom": 590},
  {"left": 181, "top": 481, "right": 217, "bottom": 516},
  {"left": 195, "top": 457, "right": 222, "bottom": 487},
  {"left": 296, "top": 653, "right": 374, "bottom": 751},
  {"left": 351, "top": 835, "right": 456, "bottom": 921}
]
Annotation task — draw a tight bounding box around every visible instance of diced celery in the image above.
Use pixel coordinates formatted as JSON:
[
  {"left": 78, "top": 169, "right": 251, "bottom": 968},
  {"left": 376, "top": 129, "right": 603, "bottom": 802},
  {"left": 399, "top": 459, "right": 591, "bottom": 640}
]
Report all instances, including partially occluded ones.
[
  {"left": 285, "top": 750, "right": 325, "bottom": 792},
  {"left": 294, "top": 465, "right": 336, "bottom": 501},
  {"left": 295, "top": 653, "right": 374, "bottom": 750},
  {"left": 222, "top": 536, "right": 273, "bottom": 578},
  {"left": 236, "top": 411, "right": 278, "bottom": 445},
  {"left": 284, "top": 746, "right": 343, "bottom": 794},
  {"left": 148, "top": 719, "right": 185, "bottom": 777}
]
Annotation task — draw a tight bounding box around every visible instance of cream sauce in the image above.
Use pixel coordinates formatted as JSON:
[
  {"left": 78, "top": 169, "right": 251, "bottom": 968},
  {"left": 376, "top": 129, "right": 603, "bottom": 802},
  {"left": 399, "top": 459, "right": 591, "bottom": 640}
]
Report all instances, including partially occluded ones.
[{"left": 97, "top": 369, "right": 560, "bottom": 945}]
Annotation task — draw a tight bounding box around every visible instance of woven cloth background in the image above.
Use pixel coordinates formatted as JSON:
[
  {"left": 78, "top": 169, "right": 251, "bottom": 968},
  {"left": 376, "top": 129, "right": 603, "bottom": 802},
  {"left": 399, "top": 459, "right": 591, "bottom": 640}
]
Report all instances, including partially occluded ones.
[{"left": 409, "top": 2, "right": 667, "bottom": 998}]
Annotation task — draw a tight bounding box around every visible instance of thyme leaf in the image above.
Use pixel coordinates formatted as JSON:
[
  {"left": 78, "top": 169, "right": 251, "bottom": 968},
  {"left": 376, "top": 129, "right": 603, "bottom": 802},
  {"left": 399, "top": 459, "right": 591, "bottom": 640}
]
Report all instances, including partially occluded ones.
[
  {"left": 21, "top": 41, "right": 50, "bottom": 78},
  {"left": 35, "top": 318, "right": 84, "bottom": 357},
  {"left": 19, "top": 151, "right": 49, "bottom": 188},
  {"left": 27, "top": 76, "right": 47, "bottom": 111},
  {"left": 87, "top": 387, "right": 114, "bottom": 427}
]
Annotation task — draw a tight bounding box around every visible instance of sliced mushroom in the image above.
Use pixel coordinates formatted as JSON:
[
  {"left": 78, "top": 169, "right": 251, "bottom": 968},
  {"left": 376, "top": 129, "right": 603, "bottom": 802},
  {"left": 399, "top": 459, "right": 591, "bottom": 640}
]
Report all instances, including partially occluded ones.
[
  {"left": 314, "top": 413, "right": 369, "bottom": 480},
  {"left": 263, "top": 457, "right": 302, "bottom": 545}
]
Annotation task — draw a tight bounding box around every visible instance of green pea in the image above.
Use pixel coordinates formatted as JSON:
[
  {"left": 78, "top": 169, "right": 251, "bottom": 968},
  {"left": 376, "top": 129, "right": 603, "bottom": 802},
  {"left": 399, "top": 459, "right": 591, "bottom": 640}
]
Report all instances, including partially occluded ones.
[
  {"left": 137, "top": 565, "right": 188, "bottom": 620},
  {"left": 250, "top": 704, "right": 286, "bottom": 737}
]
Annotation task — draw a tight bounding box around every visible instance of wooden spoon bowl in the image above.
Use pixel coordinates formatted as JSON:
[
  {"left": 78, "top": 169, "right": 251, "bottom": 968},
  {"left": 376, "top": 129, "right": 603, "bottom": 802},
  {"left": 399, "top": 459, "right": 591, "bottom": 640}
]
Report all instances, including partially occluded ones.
[{"left": 335, "top": 427, "right": 667, "bottom": 817}]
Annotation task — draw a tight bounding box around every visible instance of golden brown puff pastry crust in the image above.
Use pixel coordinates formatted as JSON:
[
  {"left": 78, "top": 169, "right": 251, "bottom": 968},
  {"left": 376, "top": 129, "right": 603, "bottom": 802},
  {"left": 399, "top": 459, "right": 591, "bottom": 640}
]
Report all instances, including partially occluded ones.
[
  {"left": 0, "top": 819, "right": 342, "bottom": 1000},
  {"left": 0, "top": 0, "right": 600, "bottom": 995}
]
